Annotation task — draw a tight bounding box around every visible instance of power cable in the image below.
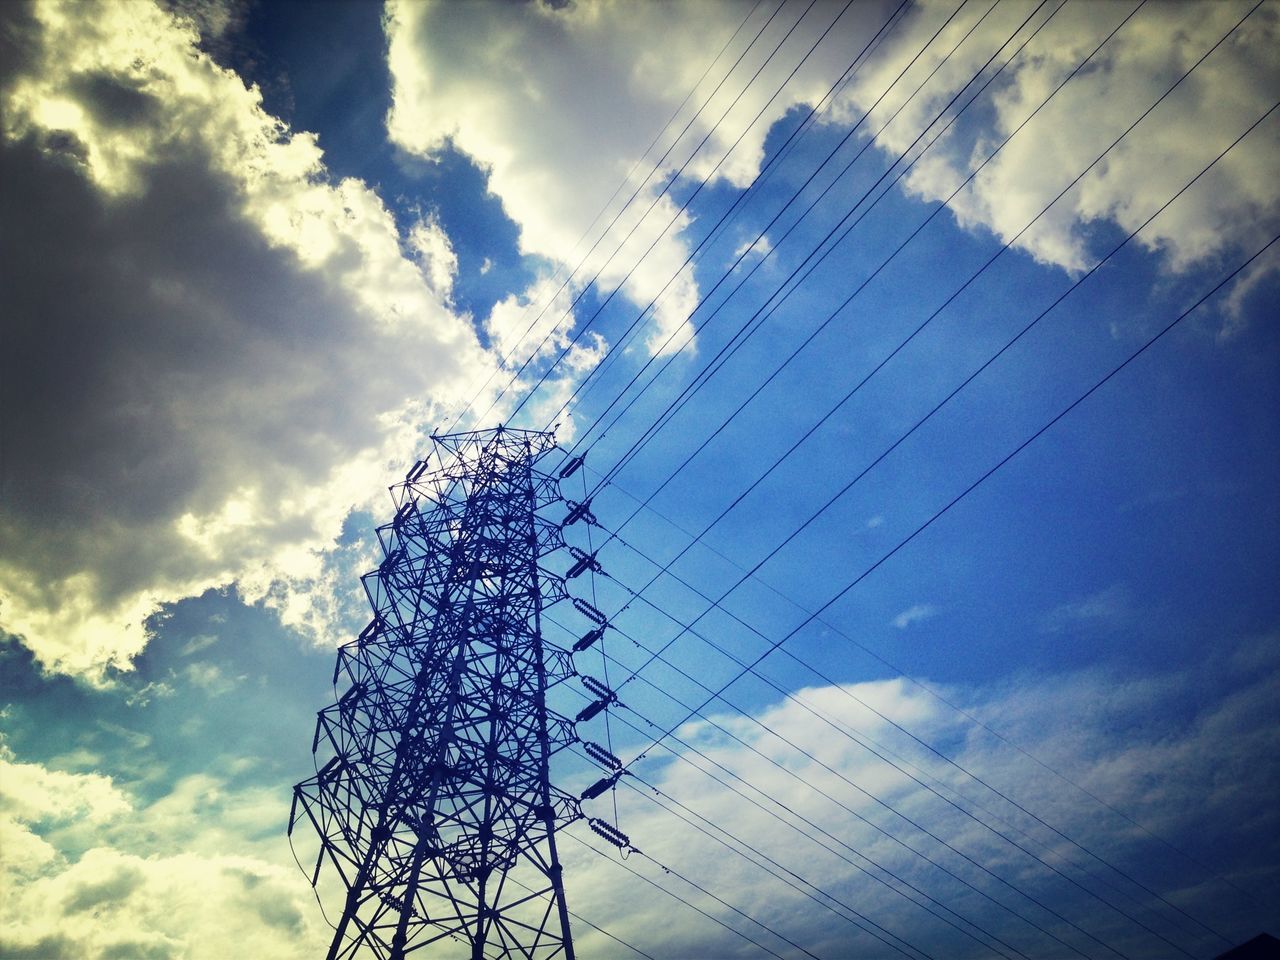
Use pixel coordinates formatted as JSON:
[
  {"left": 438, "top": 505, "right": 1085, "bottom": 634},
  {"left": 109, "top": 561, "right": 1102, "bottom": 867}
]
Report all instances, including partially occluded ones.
[
  {"left": 555, "top": 652, "right": 1099, "bottom": 959},
  {"left": 590, "top": 230, "right": 1280, "bottom": 960},
  {"left": 594, "top": 516, "right": 1221, "bottom": 949},
  {"left": 613, "top": 229, "right": 1280, "bottom": 883},
  {"left": 407, "top": 3, "right": 1269, "bottom": 957},
  {"left": 562, "top": 93, "right": 1275, "bottom": 960},
  {"left": 563, "top": 654, "right": 1054, "bottom": 958},
  {"left": 571, "top": 572, "right": 1216, "bottom": 954},
  {"left": 580, "top": 0, "right": 1092, "bottom": 487},
  {"left": 588, "top": 452, "right": 1267, "bottom": 918},
  {"left": 566, "top": 743, "right": 941, "bottom": 959},
  {"left": 537, "top": 0, "right": 987, "bottom": 447},
  {"left": 576, "top": 1, "right": 1262, "bottom": 715},
  {"left": 567, "top": 88, "right": 1279, "bottom": 948},
  {"left": 441, "top": 0, "right": 774, "bottom": 431},
  {"left": 477, "top": 0, "right": 835, "bottom": 429},
  {"left": 537, "top": 0, "right": 923, "bottom": 424},
  {"left": 565, "top": 829, "right": 811, "bottom": 960},
  {"left": 577, "top": 0, "right": 1150, "bottom": 496}
]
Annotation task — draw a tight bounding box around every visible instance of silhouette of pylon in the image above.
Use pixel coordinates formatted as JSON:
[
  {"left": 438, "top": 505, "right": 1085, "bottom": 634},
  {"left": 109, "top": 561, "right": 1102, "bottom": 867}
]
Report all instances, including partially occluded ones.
[{"left": 291, "top": 426, "right": 580, "bottom": 960}]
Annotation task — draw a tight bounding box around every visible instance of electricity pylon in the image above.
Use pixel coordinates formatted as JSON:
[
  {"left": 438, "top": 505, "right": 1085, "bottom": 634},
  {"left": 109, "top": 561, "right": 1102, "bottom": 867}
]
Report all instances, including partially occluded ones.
[{"left": 291, "top": 426, "right": 584, "bottom": 960}]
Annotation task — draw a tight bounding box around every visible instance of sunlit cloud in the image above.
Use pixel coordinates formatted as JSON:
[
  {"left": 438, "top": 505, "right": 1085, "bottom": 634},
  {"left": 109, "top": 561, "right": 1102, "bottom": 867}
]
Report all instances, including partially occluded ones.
[
  {"left": 891, "top": 603, "right": 938, "bottom": 629},
  {"left": 0, "top": 0, "right": 492, "bottom": 680},
  {"left": 835, "top": 0, "right": 1280, "bottom": 299}
]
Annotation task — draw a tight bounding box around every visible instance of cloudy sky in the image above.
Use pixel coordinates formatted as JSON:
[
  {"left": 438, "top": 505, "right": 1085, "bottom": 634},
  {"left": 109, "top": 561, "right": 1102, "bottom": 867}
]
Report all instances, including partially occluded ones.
[{"left": 1, "top": 0, "right": 1277, "bottom": 956}]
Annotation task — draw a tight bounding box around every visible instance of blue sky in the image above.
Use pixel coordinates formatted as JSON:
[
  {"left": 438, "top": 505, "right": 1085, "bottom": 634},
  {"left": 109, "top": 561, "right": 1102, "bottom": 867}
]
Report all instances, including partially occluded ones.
[{"left": 1, "top": 1, "right": 1277, "bottom": 957}]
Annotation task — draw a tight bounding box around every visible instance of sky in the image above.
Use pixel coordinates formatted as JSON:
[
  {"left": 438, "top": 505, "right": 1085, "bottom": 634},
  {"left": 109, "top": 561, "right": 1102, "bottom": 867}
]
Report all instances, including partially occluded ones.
[{"left": 0, "top": 0, "right": 1277, "bottom": 957}]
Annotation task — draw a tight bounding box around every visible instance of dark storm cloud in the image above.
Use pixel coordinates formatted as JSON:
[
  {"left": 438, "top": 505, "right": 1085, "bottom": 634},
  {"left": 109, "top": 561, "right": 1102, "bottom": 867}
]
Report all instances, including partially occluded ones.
[{"left": 0, "top": 0, "right": 490, "bottom": 677}]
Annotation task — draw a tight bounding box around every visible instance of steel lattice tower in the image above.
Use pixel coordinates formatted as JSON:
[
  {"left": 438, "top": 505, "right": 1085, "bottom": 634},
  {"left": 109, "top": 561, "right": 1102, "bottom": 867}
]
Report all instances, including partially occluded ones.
[{"left": 291, "top": 427, "right": 583, "bottom": 960}]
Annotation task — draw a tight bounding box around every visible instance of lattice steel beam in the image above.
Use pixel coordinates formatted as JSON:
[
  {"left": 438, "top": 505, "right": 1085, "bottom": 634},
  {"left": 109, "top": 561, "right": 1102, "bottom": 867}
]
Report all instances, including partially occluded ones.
[{"left": 292, "top": 427, "right": 581, "bottom": 960}]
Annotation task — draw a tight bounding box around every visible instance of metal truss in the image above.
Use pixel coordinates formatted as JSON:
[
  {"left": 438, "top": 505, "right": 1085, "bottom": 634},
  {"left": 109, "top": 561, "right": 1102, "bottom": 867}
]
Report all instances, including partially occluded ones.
[{"left": 291, "top": 427, "right": 582, "bottom": 960}]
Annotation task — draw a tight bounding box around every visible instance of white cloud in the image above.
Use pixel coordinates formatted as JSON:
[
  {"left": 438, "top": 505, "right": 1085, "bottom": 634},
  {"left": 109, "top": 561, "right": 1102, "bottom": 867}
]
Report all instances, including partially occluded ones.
[
  {"left": 1042, "top": 584, "right": 1132, "bottom": 633},
  {"left": 0, "top": 0, "right": 497, "bottom": 680},
  {"left": 557, "top": 648, "right": 1280, "bottom": 957},
  {"left": 833, "top": 0, "right": 1279, "bottom": 283},
  {"left": 485, "top": 274, "right": 580, "bottom": 366},
  {"left": 526, "top": 331, "right": 609, "bottom": 443},
  {"left": 181, "top": 661, "right": 240, "bottom": 696},
  {"left": 379, "top": 0, "right": 1280, "bottom": 433},
  {"left": 891, "top": 602, "right": 937, "bottom": 629},
  {"left": 1220, "top": 245, "right": 1280, "bottom": 340},
  {"left": 383, "top": 0, "right": 898, "bottom": 366},
  {"left": 4, "top": 640, "right": 1276, "bottom": 958},
  {"left": 732, "top": 233, "right": 773, "bottom": 261},
  {"left": 94, "top": 720, "right": 153, "bottom": 752},
  {"left": 0, "top": 741, "right": 130, "bottom": 834},
  {"left": 5, "top": 848, "right": 308, "bottom": 960},
  {"left": 477, "top": 275, "right": 612, "bottom": 438},
  {"left": 0, "top": 748, "right": 328, "bottom": 959},
  {"left": 407, "top": 212, "right": 458, "bottom": 302}
]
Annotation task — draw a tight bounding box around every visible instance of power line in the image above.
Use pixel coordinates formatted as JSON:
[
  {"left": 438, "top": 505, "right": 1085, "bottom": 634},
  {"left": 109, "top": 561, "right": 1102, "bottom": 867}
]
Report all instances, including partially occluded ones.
[
  {"left": 576, "top": 0, "right": 1147, "bottom": 497},
  {"left": 558, "top": 0, "right": 1043, "bottom": 459},
  {"left": 556, "top": 630, "right": 1097, "bottom": 959},
  {"left": 407, "top": 5, "right": 1272, "bottom": 956},
  {"left": 538, "top": 0, "right": 921, "bottom": 425},
  {"left": 570, "top": 716, "right": 965, "bottom": 960},
  {"left": 614, "top": 227, "right": 1280, "bottom": 887},
  {"left": 540, "top": 16, "right": 1269, "bottom": 957},
  {"left": 538, "top": 0, "right": 985, "bottom": 450},
  {"left": 572, "top": 557, "right": 1220, "bottom": 952},
  {"left": 586, "top": 227, "right": 1280, "bottom": 960},
  {"left": 564, "top": 830, "right": 813, "bottom": 960},
  {"left": 441, "top": 0, "right": 775, "bottom": 431},
  {"left": 479, "top": 0, "right": 834, "bottom": 429},
  {"left": 550, "top": 597, "right": 1163, "bottom": 958},
  {"left": 574, "top": 0, "right": 1262, "bottom": 718},
  {"left": 569, "top": 743, "right": 943, "bottom": 959},
  {"left": 590, "top": 456, "right": 1266, "bottom": 922},
  {"left": 593, "top": 516, "right": 1224, "bottom": 950},
  {"left": 567, "top": 83, "right": 1278, "bottom": 951},
  {"left": 559, "top": 83, "right": 1275, "bottom": 954},
  {"left": 579, "top": 0, "right": 1091, "bottom": 487},
  {"left": 567, "top": 0, "right": 1062, "bottom": 432},
  {"left": 557, "top": 610, "right": 1175, "bottom": 960}
]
